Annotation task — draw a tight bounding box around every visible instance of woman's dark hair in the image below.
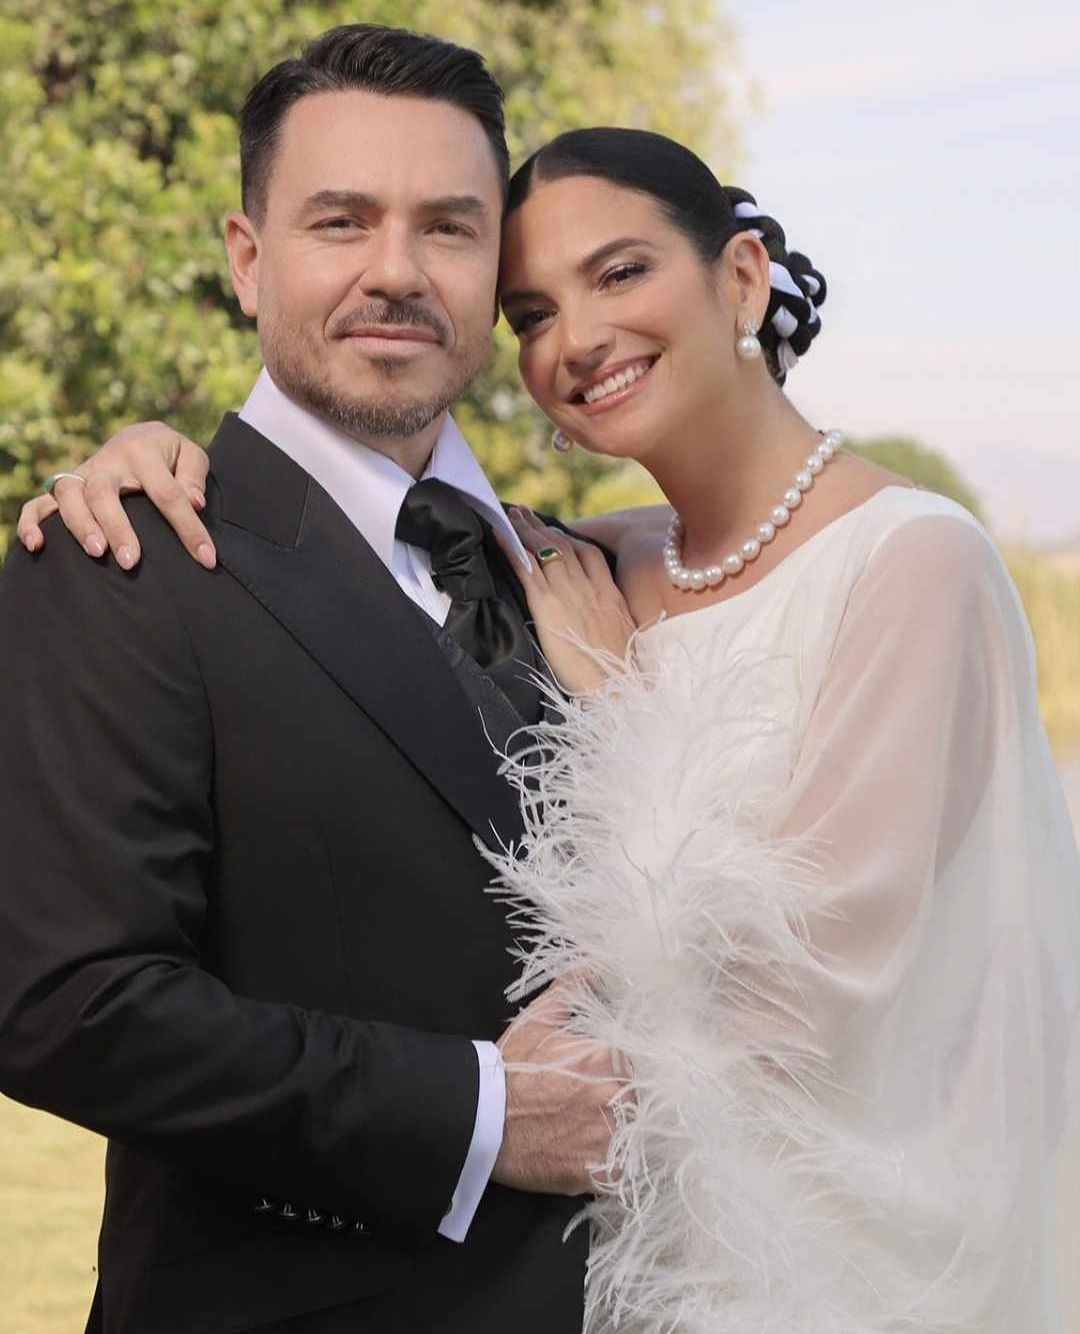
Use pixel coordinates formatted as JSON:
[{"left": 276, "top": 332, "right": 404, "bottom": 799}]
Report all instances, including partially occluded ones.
[
  {"left": 507, "top": 128, "right": 826, "bottom": 383},
  {"left": 240, "top": 24, "right": 509, "bottom": 223}
]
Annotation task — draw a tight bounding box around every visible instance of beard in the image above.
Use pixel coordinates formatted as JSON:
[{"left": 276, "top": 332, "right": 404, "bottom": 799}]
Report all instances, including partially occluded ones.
[{"left": 260, "top": 300, "right": 486, "bottom": 440}]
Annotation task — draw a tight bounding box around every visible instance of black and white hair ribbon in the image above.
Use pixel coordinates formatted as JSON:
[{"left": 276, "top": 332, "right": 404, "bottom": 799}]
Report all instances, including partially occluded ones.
[{"left": 733, "top": 199, "right": 820, "bottom": 374}]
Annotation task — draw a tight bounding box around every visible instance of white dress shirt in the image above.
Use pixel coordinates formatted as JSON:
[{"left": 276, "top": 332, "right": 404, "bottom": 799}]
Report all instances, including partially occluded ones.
[{"left": 240, "top": 368, "right": 519, "bottom": 1242}]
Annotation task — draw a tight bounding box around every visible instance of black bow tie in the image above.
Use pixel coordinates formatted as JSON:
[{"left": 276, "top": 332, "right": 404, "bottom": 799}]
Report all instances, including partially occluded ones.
[{"left": 396, "top": 478, "right": 541, "bottom": 722}]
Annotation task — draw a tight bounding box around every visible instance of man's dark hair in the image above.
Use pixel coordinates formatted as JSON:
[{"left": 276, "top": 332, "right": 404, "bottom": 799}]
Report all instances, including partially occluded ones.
[{"left": 240, "top": 24, "right": 509, "bottom": 222}]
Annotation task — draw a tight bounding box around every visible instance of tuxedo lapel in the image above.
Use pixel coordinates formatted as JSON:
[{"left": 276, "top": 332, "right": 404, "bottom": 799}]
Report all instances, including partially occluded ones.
[{"left": 205, "top": 414, "right": 522, "bottom": 851}]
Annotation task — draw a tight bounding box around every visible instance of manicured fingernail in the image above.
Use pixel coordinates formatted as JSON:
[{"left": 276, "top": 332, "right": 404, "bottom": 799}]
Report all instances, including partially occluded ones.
[
  {"left": 85, "top": 534, "right": 106, "bottom": 558},
  {"left": 190, "top": 488, "right": 206, "bottom": 510},
  {"left": 519, "top": 553, "right": 534, "bottom": 574},
  {"left": 25, "top": 531, "right": 40, "bottom": 552},
  {"left": 117, "top": 545, "right": 135, "bottom": 569},
  {"left": 197, "top": 543, "right": 217, "bottom": 570}
]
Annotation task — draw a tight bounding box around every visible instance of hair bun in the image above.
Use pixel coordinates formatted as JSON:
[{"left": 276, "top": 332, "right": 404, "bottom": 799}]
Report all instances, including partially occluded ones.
[{"left": 724, "top": 189, "right": 827, "bottom": 383}]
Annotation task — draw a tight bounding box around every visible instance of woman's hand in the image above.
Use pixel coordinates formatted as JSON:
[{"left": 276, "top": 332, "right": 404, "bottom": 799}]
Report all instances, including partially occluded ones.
[
  {"left": 503, "top": 508, "right": 636, "bottom": 695},
  {"left": 17, "top": 422, "right": 215, "bottom": 570}
]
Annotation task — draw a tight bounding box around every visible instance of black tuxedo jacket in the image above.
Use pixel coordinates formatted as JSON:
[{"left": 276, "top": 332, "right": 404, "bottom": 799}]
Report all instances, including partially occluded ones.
[{"left": 0, "top": 415, "right": 587, "bottom": 1333}]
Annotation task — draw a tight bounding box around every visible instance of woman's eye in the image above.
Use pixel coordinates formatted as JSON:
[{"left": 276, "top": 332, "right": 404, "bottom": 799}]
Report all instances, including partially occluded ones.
[
  {"left": 510, "top": 308, "right": 551, "bottom": 335},
  {"left": 601, "top": 261, "right": 647, "bottom": 288}
]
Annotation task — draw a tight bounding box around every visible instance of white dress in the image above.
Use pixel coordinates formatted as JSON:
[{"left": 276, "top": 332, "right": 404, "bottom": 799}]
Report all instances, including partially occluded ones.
[{"left": 487, "top": 487, "right": 1080, "bottom": 1333}]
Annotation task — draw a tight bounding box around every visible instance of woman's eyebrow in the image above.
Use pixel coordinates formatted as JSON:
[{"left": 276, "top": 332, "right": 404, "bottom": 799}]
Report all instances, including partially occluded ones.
[
  {"left": 499, "top": 285, "right": 545, "bottom": 309},
  {"left": 577, "top": 236, "right": 656, "bottom": 273},
  {"left": 501, "top": 237, "right": 657, "bottom": 307}
]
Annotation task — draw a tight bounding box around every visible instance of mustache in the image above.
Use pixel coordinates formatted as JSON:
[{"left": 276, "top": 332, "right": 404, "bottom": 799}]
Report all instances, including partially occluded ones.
[{"left": 330, "top": 302, "right": 448, "bottom": 344}]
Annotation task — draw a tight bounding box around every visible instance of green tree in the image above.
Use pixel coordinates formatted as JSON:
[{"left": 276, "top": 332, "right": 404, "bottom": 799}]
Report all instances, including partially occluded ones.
[
  {"left": 849, "top": 435, "right": 985, "bottom": 522},
  {"left": 0, "top": 0, "right": 735, "bottom": 551}
]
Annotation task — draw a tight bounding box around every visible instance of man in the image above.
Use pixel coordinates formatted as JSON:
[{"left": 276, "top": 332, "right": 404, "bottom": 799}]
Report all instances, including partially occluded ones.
[{"left": 0, "top": 25, "right": 620, "bottom": 1334}]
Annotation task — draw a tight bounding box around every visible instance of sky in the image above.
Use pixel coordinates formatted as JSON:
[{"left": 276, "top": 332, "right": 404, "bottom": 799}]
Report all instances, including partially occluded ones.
[{"left": 726, "top": 0, "right": 1080, "bottom": 544}]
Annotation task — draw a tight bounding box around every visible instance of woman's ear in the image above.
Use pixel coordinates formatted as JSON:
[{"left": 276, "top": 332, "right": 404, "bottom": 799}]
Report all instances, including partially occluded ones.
[
  {"left": 225, "top": 211, "right": 261, "bottom": 318},
  {"left": 720, "top": 231, "right": 772, "bottom": 329}
]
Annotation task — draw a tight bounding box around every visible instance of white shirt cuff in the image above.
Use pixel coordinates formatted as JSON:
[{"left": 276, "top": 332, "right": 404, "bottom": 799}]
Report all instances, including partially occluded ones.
[{"left": 437, "top": 1040, "right": 506, "bottom": 1242}]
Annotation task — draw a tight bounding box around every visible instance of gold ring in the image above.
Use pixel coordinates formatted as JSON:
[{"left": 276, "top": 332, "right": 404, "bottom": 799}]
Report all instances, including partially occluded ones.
[{"left": 537, "top": 546, "right": 563, "bottom": 566}]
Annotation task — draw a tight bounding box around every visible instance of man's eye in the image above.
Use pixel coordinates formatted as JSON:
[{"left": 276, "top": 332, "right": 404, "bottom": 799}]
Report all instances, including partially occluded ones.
[
  {"left": 316, "top": 218, "right": 360, "bottom": 231},
  {"left": 430, "top": 221, "right": 472, "bottom": 238}
]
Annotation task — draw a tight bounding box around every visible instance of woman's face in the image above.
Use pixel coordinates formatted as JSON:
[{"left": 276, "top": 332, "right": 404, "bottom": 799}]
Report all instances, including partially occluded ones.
[{"left": 499, "top": 175, "right": 745, "bottom": 464}]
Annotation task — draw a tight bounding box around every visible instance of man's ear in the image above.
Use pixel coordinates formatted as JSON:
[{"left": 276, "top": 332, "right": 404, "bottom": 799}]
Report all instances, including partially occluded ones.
[{"left": 225, "top": 211, "right": 260, "bottom": 318}]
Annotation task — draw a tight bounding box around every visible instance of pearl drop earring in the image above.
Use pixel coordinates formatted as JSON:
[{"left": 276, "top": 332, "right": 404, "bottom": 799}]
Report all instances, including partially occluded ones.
[
  {"left": 735, "top": 322, "right": 762, "bottom": 360},
  {"left": 551, "top": 428, "right": 575, "bottom": 453}
]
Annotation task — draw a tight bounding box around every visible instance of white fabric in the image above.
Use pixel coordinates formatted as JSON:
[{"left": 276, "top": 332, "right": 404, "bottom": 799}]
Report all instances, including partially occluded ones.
[
  {"left": 486, "top": 486, "right": 1080, "bottom": 1330},
  {"left": 771, "top": 305, "right": 800, "bottom": 339},
  {"left": 734, "top": 200, "right": 770, "bottom": 221},
  {"left": 239, "top": 368, "right": 529, "bottom": 626},
  {"left": 439, "top": 1038, "right": 506, "bottom": 1242},
  {"left": 769, "top": 259, "right": 820, "bottom": 327},
  {"left": 238, "top": 368, "right": 510, "bottom": 1242},
  {"left": 777, "top": 339, "right": 800, "bottom": 373}
]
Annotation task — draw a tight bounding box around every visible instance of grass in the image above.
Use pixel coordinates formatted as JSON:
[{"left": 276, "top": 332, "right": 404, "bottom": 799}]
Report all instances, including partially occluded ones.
[{"left": 0, "top": 1096, "right": 103, "bottom": 1334}]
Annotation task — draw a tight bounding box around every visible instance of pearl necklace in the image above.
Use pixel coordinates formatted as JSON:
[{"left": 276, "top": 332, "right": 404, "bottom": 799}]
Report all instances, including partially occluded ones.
[{"left": 663, "top": 429, "right": 844, "bottom": 591}]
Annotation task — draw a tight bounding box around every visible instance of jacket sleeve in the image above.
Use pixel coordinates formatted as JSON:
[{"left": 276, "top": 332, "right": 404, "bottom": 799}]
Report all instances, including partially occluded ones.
[{"left": 0, "top": 527, "right": 478, "bottom": 1237}]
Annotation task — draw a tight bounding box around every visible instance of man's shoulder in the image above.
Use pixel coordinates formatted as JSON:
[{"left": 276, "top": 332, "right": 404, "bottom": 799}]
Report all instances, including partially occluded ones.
[
  {"left": 3, "top": 494, "right": 205, "bottom": 607},
  {"left": 0, "top": 496, "right": 209, "bottom": 690}
]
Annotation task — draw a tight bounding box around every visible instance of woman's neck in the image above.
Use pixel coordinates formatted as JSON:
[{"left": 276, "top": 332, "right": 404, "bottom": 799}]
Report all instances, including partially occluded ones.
[{"left": 645, "top": 387, "right": 823, "bottom": 570}]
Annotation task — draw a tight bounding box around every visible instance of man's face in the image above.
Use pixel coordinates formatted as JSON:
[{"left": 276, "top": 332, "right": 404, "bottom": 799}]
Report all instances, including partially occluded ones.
[{"left": 230, "top": 89, "right": 503, "bottom": 444}]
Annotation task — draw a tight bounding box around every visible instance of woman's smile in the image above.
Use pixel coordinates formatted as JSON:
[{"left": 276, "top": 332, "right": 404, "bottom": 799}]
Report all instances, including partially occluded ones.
[{"left": 570, "top": 354, "right": 660, "bottom": 415}]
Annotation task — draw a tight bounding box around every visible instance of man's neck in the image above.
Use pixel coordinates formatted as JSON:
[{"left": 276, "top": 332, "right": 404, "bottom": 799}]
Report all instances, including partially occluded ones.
[
  {"left": 257, "top": 369, "right": 447, "bottom": 479},
  {"left": 340, "top": 415, "right": 444, "bottom": 480}
]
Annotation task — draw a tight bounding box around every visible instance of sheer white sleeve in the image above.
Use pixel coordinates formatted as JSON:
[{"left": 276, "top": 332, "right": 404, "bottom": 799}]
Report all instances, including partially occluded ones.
[
  {"left": 765, "top": 514, "right": 1080, "bottom": 1328},
  {"left": 483, "top": 509, "right": 1080, "bottom": 1333}
]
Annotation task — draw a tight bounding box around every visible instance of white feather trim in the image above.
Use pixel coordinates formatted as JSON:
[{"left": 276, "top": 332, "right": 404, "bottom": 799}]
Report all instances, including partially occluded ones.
[{"left": 483, "top": 634, "right": 983, "bottom": 1332}]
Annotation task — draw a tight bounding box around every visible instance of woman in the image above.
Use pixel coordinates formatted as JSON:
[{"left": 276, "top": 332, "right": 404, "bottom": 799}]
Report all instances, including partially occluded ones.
[{"left": 18, "top": 129, "right": 1080, "bottom": 1331}]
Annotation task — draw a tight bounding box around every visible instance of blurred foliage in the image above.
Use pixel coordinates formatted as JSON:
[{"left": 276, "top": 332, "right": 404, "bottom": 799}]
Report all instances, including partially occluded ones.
[
  {"left": 848, "top": 434, "right": 1079, "bottom": 754},
  {"left": 848, "top": 435, "right": 985, "bottom": 521},
  {"left": 0, "top": 0, "right": 736, "bottom": 550},
  {"left": 568, "top": 430, "right": 1000, "bottom": 524},
  {"left": 1007, "top": 551, "right": 1080, "bottom": 755}
]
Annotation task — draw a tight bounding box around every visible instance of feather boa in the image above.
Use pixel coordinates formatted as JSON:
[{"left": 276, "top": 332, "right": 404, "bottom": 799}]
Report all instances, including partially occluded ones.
[{"left": 483, "top": 634, "right": 979, "bottom": 1333}]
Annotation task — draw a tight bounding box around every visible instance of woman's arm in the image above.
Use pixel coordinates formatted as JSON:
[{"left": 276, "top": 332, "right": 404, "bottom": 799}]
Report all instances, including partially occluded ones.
[
  {"left": 763, "top": 513, "right": 1080, "bottom": 1315},
  {"left": 17, "top": 421, "right": 214, "bottom": 568},
  {"left": 487, "top": 508, "right": 1080, "bottom": 1327}
]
